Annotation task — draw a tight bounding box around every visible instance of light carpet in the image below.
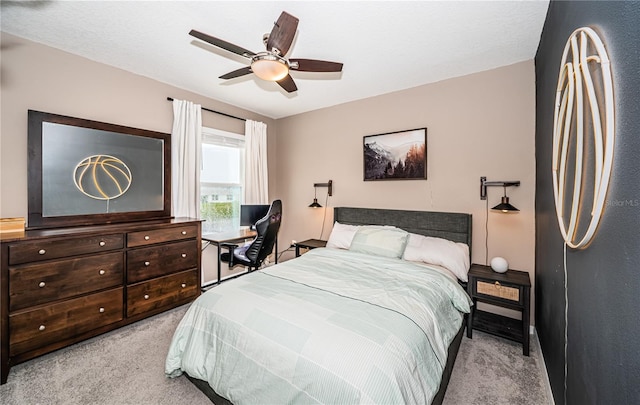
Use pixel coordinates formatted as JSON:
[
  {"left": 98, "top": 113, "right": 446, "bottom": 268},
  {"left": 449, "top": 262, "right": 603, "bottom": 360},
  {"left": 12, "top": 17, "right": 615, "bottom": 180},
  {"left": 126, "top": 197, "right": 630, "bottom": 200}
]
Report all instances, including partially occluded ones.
[{"left": 0, "top": 304, "right": 551, "bottom": 404}]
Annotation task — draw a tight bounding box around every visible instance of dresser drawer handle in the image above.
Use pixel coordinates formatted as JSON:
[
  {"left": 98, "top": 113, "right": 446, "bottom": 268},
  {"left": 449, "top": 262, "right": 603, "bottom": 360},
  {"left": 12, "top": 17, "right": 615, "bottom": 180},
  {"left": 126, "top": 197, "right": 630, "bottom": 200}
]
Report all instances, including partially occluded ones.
[
  {"left": 144, "top": 294, "right": 150, "bottom": 300},
  {"left": 99, "top": 307, "right": 105, "bottom": 313},
  {"left": 38, "top": 249, "right": 46, "bottom": 255},
  {"left": 181, "top": 231, "right": 187, "bottom": 235},
  {"left": 38, "top": 281, "right": 46, "bottom": 288},
  {"left": 144, "top": 235, "right": 150, "bottom": 240},
  {"left": 99, "top": 269, "right": 106, "bottom": 275},
  {"left": 39, "top": 325, "right": 46, "bottom": 331},
  {"left": 181, "top": 283, "right": 187, "bottom": 288},
  {"left": 495, "top": 281, "right": 501, "bottom": 289},
  {"left": 181, "top": 253, "right": 187, "bottom": 258},
  {"left": 144, "top": 261, "right": 150, "bottom": 266},
  {"left": 99, "top": 241, "right": 106, "bottom": 247}
]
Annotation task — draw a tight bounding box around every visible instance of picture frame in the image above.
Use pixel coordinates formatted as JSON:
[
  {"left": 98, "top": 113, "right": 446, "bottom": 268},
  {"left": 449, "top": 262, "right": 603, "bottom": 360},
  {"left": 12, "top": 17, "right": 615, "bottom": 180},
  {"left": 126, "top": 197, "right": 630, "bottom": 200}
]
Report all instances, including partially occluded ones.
[{"left": 363, "top": 127, "right": 427, "bottom": 181}]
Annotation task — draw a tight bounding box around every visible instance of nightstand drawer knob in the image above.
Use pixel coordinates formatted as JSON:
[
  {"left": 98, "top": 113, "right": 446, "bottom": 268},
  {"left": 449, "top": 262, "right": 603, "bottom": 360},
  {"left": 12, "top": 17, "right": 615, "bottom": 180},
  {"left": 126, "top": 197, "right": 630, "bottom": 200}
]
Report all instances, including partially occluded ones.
[
  {"left": 99, "top": 241, "right": 106, "bottom": 247},
  {"left": 181, "top": 283, "right": 187, "bottom": 288},
  {"left": 495, "top": 281, "right": 501, "bottom": 289},
  {"left": 144, "top": 261, "right": 150, "bottom": 266},
  {"left": 38, "top": 249, "right": 46, "bottom": 255},
  {"left": 144, "top": 294, "right": 150, "bottom": 300},
  {"left": 181, "top": 253, "right": 187, "bottom": 258},
  {"left": 181, "top": 231, "right": 187, "bottom": 235},
  {"left": 39, "top": 281, "right": 46, "bottom": 288},
  {"left": 144, "top": 236, "right": 150, "bottom": 240},
  {"left": 39, "top": 325, "right": 46, "bottom": 331},
  {"left": 99, "top": 269, "right": 106, "bottom": 275},
  {"left": 99, "top": 307, "right": 105, "bottom": 313}
]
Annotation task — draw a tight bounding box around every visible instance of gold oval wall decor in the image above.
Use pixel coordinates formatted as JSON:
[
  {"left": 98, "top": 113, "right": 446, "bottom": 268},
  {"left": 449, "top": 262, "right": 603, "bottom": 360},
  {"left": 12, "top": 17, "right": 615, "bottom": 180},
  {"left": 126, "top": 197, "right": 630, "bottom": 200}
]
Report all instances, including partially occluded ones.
[{"left": 552, "top": 27, "right": 615, "bottom": 249}]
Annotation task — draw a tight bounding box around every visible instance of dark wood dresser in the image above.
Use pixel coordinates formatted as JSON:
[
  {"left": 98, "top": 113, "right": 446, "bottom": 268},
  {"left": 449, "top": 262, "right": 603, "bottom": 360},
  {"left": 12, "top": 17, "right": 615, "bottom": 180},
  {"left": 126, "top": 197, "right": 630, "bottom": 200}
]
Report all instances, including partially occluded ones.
[{"left": 0, "top": 218, "right": 201, "bottom": 383}]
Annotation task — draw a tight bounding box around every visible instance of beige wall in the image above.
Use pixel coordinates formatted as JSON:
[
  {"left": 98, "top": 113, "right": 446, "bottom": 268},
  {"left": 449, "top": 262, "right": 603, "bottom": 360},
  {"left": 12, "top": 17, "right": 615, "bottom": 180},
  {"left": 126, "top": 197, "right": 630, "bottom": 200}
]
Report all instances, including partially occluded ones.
[
  {"left": 0, "top": 32, "right": 277, "bottom": 220},
  {"left": 275, "top": 61, "right": 536, "bottom": 321}
]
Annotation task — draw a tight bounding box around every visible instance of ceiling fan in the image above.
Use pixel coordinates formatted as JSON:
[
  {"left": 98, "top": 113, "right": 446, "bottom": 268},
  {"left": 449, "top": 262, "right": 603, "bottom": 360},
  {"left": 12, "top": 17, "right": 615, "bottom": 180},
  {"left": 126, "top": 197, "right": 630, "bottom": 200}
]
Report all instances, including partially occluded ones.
[{"left": 189, "top": 11, "right": 343, "bottom": 93}]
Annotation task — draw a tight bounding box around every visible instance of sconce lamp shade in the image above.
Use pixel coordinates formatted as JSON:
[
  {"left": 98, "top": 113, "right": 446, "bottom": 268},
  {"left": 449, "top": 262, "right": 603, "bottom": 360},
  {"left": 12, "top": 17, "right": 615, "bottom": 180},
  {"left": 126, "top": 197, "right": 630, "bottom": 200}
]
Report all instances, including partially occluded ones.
[
  {"left": 308, "top": 180, "right": 333, "bottom": 208},
  {"left": 492, "top": 196, "right": 519, "bottom": 212},
  {"left": 480, "top": 177, "right": 521, "bottom": 213}
]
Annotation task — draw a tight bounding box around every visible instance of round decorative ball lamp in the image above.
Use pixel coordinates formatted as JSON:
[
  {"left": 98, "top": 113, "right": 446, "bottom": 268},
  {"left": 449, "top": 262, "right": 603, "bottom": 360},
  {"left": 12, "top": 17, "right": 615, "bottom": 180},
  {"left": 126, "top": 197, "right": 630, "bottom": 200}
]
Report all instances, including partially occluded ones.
[{"left": 490, "top": 257, "right": 509, "bottom": 273}]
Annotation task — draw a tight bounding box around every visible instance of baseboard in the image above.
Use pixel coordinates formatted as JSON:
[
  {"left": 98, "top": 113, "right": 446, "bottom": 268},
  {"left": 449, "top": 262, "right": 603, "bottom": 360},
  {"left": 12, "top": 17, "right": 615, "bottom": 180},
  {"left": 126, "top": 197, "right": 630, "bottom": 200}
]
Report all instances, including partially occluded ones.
[{"left": 532, "top": 327, "right": 556, "bottom": 405}]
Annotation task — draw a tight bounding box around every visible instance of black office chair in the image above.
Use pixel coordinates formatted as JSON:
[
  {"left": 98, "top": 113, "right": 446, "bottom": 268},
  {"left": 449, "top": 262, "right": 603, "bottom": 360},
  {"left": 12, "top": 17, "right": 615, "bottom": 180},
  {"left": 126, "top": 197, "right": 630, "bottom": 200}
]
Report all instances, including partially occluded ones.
[{"left": 220, "top": 200, "right": 282, "bottom": 272}]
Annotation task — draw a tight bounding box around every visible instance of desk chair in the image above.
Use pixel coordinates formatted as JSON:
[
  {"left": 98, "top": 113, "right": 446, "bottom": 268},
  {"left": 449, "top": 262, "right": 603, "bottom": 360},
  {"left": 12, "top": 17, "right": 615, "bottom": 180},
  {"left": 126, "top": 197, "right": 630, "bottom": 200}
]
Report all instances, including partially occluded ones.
[{"left": 220, "top": 200, "right": 282, "bottom": 271}]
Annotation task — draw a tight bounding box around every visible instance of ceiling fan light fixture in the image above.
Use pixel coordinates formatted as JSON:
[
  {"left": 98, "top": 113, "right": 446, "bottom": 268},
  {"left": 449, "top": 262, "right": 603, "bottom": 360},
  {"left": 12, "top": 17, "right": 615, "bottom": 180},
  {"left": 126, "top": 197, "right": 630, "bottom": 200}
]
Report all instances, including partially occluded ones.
[{"left": 251, "top": 54, "right": 289, "bottom": 81}]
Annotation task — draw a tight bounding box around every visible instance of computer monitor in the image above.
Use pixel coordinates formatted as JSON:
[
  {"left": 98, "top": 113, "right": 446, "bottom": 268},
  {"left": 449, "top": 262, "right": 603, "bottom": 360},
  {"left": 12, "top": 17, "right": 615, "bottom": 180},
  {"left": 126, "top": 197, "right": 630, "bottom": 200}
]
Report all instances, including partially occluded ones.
[{"left": 240, "top": 204, "right": 270, "bottom": 229}]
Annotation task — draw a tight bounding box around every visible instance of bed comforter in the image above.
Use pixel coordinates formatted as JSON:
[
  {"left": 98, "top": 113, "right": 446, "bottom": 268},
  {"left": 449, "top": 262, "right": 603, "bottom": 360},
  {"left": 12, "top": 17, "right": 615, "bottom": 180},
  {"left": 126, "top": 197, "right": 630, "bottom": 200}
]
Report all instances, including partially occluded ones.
[{"left": 165, "top": 248, "right": 471, "bottom": 404}]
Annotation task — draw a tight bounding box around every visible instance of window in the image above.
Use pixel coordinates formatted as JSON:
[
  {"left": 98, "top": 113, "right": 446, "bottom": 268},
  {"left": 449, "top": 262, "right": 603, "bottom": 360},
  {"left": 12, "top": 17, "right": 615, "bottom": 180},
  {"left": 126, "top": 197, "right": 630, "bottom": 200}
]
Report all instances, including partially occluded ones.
[{"left": 200, "top": 127, "right": 245, "bottom": 234}]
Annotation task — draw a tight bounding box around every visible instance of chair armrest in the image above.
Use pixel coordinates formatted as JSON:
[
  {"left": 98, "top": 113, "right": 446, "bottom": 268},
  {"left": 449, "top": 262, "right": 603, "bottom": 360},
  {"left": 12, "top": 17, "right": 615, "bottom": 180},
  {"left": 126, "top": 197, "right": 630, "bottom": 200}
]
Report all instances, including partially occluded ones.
[
  {"left": 220, "top": 242, "right": 239, "bottom": 250},
  {"left": 220, "top": 243, "right": 239, "bottom": 267}
]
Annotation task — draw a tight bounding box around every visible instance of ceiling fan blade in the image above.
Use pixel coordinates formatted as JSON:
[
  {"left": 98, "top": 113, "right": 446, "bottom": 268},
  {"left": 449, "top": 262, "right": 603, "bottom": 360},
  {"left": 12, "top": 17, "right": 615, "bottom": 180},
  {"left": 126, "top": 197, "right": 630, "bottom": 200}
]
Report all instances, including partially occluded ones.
[
  {"left": 189, "top": 29, "right": 256, "bottom": 58},
  {"left": 219, "top": 66, "right": 253, "bottom": 80},
  {"left": 266, "top": 11, "right": 299, "bottom": 56},
  {"left": 290, "top": 59, "right": 343, "bottom": 72},
  {"left": 277, "top": 75, "right": 298, "bottom": 93}
]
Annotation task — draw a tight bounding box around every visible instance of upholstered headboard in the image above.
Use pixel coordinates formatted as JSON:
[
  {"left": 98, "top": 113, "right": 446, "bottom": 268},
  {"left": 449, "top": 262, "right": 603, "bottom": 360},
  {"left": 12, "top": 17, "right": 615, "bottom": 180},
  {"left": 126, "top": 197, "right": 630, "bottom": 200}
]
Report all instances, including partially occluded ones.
[{"left": 333, "top": 207, "right": 472, "bottom": 256}]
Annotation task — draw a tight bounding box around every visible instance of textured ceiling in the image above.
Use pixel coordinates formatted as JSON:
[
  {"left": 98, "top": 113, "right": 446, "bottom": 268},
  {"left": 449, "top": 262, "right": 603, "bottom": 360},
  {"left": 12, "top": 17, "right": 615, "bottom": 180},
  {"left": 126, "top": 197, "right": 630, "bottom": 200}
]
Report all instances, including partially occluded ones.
[{"left": 1, "top": 1, "right": 549, "bottom": 119}]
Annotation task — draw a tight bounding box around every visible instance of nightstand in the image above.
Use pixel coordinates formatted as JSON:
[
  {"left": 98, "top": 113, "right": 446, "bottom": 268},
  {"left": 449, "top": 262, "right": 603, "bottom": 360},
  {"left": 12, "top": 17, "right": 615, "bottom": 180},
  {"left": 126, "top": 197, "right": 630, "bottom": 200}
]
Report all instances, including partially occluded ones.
[
  {"left": 466, "top": 263, "right": 531, "bottom": 356},
  {"left": 294, "top": 239, "right": 327, "bottom": 257}
]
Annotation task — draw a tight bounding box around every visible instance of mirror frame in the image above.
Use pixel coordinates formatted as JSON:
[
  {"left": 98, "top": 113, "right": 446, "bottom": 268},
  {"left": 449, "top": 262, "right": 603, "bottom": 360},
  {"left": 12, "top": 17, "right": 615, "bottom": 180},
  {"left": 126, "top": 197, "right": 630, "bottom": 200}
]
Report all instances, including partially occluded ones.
[{"left": 27, "top": 110, "right": 172, "bottom": 229}]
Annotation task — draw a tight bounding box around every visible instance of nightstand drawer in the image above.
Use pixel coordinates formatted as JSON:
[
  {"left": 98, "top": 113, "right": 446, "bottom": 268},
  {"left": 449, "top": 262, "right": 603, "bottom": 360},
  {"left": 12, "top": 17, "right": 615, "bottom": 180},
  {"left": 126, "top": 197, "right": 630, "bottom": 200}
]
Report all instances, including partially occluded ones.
[{"left": 476, "top": 280, "right": 520, "bottom": 302}]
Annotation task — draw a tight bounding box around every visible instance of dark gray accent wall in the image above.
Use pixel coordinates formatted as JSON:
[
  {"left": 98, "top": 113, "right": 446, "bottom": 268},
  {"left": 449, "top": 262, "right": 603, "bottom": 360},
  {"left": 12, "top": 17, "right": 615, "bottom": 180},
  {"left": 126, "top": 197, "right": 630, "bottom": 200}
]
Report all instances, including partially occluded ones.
[{"left": 535, "top": 1, "right": 640, "bottom": 404}]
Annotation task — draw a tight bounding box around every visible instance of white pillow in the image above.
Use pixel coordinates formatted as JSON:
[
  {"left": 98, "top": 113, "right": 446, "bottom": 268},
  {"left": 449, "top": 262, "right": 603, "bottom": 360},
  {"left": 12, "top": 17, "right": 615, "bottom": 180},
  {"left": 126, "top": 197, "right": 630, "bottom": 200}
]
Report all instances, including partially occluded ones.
[
  {"left": 326, "top": 222, "right": 360, "bottom": 249},
  {"left": 403, "top": 233, "right": 470, "bottom": 282},
  {"left": 349, "top": 226, "right": 409, "bottom": 259}
]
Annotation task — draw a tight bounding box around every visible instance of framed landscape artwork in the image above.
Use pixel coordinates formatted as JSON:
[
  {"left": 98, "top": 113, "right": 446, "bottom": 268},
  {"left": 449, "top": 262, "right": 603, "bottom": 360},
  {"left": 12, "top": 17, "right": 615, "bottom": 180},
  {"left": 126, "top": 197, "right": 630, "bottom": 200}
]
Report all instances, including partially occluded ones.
[{"left": 363, "top": 128, "right": 427, "bottom": 181}]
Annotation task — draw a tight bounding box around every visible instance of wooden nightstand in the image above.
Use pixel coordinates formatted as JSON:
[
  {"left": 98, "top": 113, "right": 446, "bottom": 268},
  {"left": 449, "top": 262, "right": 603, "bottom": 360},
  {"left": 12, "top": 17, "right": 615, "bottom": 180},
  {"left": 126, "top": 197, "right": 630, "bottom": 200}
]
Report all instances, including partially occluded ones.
[
  {"left": 466, "top": 263, "right": 531, "bottom": 356},
  {"left": 294, "top": 239, "right": 327, "bottom": 257}
]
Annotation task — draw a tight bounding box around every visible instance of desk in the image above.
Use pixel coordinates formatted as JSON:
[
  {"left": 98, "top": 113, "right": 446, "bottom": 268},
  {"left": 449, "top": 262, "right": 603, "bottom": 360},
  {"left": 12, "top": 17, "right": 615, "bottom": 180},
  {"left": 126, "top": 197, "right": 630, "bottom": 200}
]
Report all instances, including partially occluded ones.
[
  {"left": 202, "top": 229, "right": 279, "bottom": 286},
  {"left": 202, "top": 229, "right": 256, "bottom": 286}
]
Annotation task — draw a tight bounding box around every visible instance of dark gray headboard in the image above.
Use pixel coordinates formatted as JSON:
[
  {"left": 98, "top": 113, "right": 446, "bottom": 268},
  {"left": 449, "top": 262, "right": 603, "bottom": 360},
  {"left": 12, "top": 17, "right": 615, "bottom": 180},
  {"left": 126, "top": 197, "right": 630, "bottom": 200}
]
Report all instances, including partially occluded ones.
[{"left": 334, "top": 207, "right": 472, "bottom": 256}]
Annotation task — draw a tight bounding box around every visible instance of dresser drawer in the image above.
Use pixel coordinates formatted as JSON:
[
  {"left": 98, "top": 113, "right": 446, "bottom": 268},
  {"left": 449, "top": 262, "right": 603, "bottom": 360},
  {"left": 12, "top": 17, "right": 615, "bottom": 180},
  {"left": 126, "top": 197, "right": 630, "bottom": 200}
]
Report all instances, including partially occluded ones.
[
  {"left": 9, "top": 288, "right": 124, "bottom": 356},
  {"left": 127, "top": 269, "right": 199, "bottom": 317},
  {"left": 474, "top": 279, "right": 523, "bottom": 304},
  {"left": 127, "top": 224, "right": 198, "bottom": 247},
  {"left": 9, "top": 252, "right": 124, "bottom": 312},
  {"left": 127, "top": 240, "right": 198, "bottom": 283},
  {"left": 8, "top": 234, "right": 124, "bottom": 265}
]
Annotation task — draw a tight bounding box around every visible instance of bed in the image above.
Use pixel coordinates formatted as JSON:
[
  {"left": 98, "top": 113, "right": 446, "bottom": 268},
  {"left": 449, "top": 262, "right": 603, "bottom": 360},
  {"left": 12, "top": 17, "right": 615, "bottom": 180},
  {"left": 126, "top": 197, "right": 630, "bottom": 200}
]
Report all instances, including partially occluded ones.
[{"left": 166, "top": 207, "right": 472, "bottom": 405}]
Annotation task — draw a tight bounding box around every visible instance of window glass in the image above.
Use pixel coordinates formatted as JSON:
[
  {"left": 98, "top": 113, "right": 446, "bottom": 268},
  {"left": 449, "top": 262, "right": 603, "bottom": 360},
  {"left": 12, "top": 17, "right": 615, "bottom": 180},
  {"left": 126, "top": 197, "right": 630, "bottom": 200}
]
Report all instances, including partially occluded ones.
[{"left": 200, "top": 128, "right": 245, "bottom": 233}]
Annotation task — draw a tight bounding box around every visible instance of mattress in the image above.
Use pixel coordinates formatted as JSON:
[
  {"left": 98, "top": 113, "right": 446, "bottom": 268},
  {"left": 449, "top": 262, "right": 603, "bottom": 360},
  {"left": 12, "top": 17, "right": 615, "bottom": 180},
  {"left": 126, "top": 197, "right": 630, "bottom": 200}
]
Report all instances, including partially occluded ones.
[{"left": 166, "top": 248, "right": 471, "bottom": 404}]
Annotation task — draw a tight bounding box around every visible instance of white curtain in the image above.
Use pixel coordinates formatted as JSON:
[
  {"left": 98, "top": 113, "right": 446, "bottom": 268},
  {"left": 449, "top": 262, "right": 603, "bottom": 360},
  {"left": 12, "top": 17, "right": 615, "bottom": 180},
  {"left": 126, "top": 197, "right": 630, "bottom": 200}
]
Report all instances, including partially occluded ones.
[
  {"left": 244, "top": 119, "right": 269, "bottom": 204},
  {"left": 171, "top": 99, "right": 202, "bottom": 218}
]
